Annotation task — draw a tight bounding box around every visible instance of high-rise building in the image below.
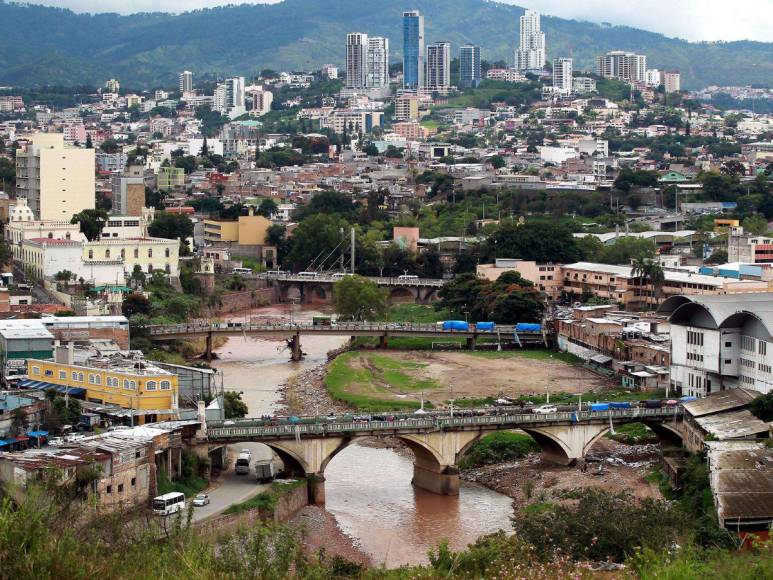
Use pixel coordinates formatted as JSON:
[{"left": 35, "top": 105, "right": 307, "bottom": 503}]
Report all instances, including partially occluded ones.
[
  {"left": 645, "top": 69, "right": 661, "bottom": 88},
  {"left": 516, "top": 9, "right": 546, "bottom": 72},
  {"left": 459, "top": 45, "right": 482, "bottom": 88},
  {"left": 105, "top": 79, "right": 120, "bottom": 93},
  {"left": 346, "top": 32, "right": 369, "bottom": 89},
  {"left": 663, "top": 71, "right": 681, "bottom": 94},
  {"left": 552, "top": 57, "right": 573, "bottom": 95},
  {"left": 403, "top": 11, "right": 425, "bottom": 89},
  {"left": 224, "top": 77, "right": 245, "bottom": 109},
  {"left": 367, "top": 37, "right": 390, "bottom": 88},
  {"left": 179, "top": 71, "right": 193, "bottom": 93},
  {"left": 426, "top": 42, "right": 451, "bottom": 92},
  {"left": 322, "top": 64, "right": 339, "bottom": 79},
  {"left": 15, "top": 133, "right": 95, "bottom": 221},
  {"left": 596, "top": 51, "right": 647, "bottom": 83},
  {"left": 248, "top": 86, "right": 274, "bottom": 116}
]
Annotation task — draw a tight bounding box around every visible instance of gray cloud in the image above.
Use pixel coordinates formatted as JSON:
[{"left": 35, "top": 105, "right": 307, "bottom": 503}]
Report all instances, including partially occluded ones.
[{"left": 23, "top": 0, "right": 773, "bottom": 42}]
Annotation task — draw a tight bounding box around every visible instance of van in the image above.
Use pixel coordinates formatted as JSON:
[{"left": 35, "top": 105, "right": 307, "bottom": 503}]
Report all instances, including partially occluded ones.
[
  {"left": 235, "top": 450, "right": 252, "bottom": 475},
  {"left": 331, "top": 272, "right": 353, "bottom": 279},
  {"left": 232, "top": 267, "right": 252, "bottom": 275}
]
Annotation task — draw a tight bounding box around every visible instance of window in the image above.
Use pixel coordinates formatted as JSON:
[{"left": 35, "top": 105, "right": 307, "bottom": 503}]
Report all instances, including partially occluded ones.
[
  {"left": 165, "top": 248, "right": 170, "bottom": 258},
  {"left": 44, "top": 369, "right": 53, "bottom": 376},
  {"left": 742, "top": 336, "right": 756, "bottom": 352},
  {"left": 118, "top": 484, "right": 124, "bottom": 493},
  {"left": 160, "top": 380, "right": 171, "bottom": 390},
  {"left": 131, "top": 477, "right": 136, "bottom": 487},
  {"left": 59, "top": 371, "right": 67, "bottom": 380},
  {"left": 120, "top": 249, "right": 125, "bottom": 259},
  {"left": 89, "top": 374, "right": 101, "bottom": 385},
  {"left": 133, "top": 248, "right": 139, "bottom": 258},
  {"left": 725, "top": 342, "right": 732, "bottom": 348},
  {"left": 146, "top": 380, "right": 157, "bottom": 391},
  {"left": 148, "top": 248, "right": 153, "bottom": 258},
  {"left": 147, "top": 264, "right": 153, "bottom": 273},
  {"left": 32, "top": 366, "right": 40, "bottom": 375},
  {"left": 78, "top": 372, "right": 84, "bottom": 382},
  {"left": 760, "top": 341, "right": 768, "bottom": 356},
  {"left": 105, "top": 249, "right": 110, "bottom": 259},
  {"left": 88, "top": 249, "right": 93, "bottom": 259},
  {"left": 106, "top": 485, "right": 112, "bottom": 494}
]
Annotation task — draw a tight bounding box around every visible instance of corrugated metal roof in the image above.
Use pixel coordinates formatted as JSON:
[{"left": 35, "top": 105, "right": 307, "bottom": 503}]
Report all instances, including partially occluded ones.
[
  {"left": 694, "top": 409, "right": 770, "bottom": 439},
  {"left": 683, "top": 389, "right": 758, "bottom": 418}
]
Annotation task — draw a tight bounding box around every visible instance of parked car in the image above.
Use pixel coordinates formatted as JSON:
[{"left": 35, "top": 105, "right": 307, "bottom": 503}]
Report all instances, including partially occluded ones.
[
  {"left": 192, "top": 494, "right": 210, "bottom": 507},
  {"left": 533, "top": 405, "right": 558, "bottom": 414}
]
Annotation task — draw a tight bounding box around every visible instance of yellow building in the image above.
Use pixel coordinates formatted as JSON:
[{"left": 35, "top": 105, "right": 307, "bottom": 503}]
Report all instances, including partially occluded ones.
[
  {"left": 27, "top": 359, "right": 179, "bottom": 425},
  {"left": 714, "top": 219, "right": 740, "bottom": 234},
  {"left": 204, "top": 210, "right": 270, "bottom": 246},
  {"left": 16, "top": 133, "right": 96, "bottom": 221},
  {"left": 157, "top": 166, "right": 185, "bottom": 190}
]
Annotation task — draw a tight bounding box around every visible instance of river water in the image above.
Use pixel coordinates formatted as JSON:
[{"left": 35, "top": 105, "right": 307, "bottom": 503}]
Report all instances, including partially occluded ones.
[{"left": 211, "top": 307, "right": 513, "bottom": 567}]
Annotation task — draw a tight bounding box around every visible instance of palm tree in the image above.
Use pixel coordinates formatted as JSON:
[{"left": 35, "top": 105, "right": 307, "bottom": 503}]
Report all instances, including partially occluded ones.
[{"left": 631, "top": 257, "right": 665, "bottom": 310}]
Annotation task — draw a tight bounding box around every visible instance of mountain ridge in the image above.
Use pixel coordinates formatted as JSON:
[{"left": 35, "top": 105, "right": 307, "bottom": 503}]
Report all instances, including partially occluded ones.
[{"left": 0, "top": 0, "right": 771, "bottom": 89}]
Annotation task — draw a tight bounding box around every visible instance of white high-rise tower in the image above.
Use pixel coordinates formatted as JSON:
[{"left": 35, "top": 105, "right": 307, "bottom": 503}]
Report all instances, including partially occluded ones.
[
  {"left": 346, "top": 32, "right": 369, "bottom": 89},
  {"left": 516, "top": 9, "right": 546, "bottom": 72},
  {"left": 367, "top": 37, "right": 390, "bottom": 88}
]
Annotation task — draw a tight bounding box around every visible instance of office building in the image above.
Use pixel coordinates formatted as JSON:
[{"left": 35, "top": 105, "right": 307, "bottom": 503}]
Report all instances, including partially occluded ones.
[
  {"left": 573, "top": 77, "right": 597, "bottom": 94},
  {"left": 15, "top": 133, "right": 95, "bottom": 221},
  {"left": 426, "top": 42, "right": 451, "bottom": 93},
  {"left": 663, "top": 71, "right": 681, "bottom": 94},
  {"left": 395, "top": 95, "right": 420, "bottom": 121},
  {"left": 596, "top": 51, "right": 647, "bottom": 83},
  {"left": 179, "top": 71, "right": 193, "bottom": 93},
  {"left": 214, "top": 77, "right": 246, "bottom": 117},
  {"left": 660, "top": 293, "right": 773, "bottom": 397},
  {"left": 552, "top": 57, "right": 573, "bottom": 95},
  {"left": 645, "top": 69, "right": 661, "bottom": 88},
  {"left": 367, "top": 36, "right": 390, "bottom": 88},
  {"left": 459, "top": 45, "right": 482, "bottom": 89},
  {"left": 516, "top": 9, "right": 546, "bottom": 72},
  {"left": 105, "top": 79, "right": 120, "bottom": 93},
  {"left": 346, "top": 32, "right": 369, "bottom": 89},
  {"left": 403, "top": 10, "right": 425, "bottom": 89}
]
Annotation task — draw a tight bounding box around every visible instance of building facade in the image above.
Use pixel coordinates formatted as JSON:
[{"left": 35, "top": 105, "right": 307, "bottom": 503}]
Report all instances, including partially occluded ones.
[
  {"left": 179, "top": 71, "right": 193, "bottom": 93},
  {"left": 402, "top": 10, "right": 425, "bottom": 89},
  {"left": 367, "top": 36, "right": 390, "bottom": 88},
  {"left": 552, "top": 57, "right": 573, "bottom": 95},
  {"left": 16, "top": 133, "right": 95, "bottom": 221},
  {"left": 425, "top": 42, "right": 451, "bottom": 93},
  {"left": 596, "top": 51, "right": 647, "bottom": 83},
  {"left": 663, "top": 71, "right": 681, "bottom": 94},
  {"left": 346, "top": 32, "right": 369, "bottom": 89},
  {"left": 516, "top": 9, "right": 546, "bottom": 72},
  {"left": 459, "top": 45, "right": 482, "bottom": 89}
]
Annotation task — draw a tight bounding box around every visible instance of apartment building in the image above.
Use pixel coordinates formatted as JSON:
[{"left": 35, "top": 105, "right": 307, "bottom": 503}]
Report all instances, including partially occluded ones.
[
  {"left": 27, "top": 354, "right": 179, "bottom": 424},
  {"left": 562, "top": 262, "right": 768, "bottom": 310},
  {"left": 596, "top": 51, "right": 647, "bottom": 83},
  {"left": 394, "top": 95, "right": 420, "bottom": 122},
  {"left": 477, "top": 259, "right": 562, "bottom": 300},
  {"left": 663, "top": 71, "right": 681, "bottom": 94},
  {"left": 15, "top": 133, "right": 95, "bottom": 221},
  {"left": 727, "top": 226, "right": 773, "bottom": 264},
  {"left": 660, "top": 293, "right": 773, "bottom": 397},
  {"left": 459, "top": 45, "right": 482, "bottom": 89},
  {"left": 552, "top": 58, "right": 573, "bottom": 96},
  {"left": 516, "top": 9, "right": 546, "bottom": 72},
  {"left": 426, "top": 42, "right": 451, "bottom": 93}
]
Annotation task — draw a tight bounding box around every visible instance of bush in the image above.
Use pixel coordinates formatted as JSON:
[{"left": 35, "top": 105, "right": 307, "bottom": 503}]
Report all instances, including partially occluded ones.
[
  {"left": 513, "top": 489, "right": 689, "bottom": 562},
  {"left": 459, "top": 432, "right": 539, "bottom": 469}
]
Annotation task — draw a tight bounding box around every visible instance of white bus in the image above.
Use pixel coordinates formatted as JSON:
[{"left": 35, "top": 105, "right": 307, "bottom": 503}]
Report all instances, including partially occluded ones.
[
  {"left": 153, "top": 492, "right": 186, "bottom": 516},
  {"left": 331, "top": 272, "right": 353, "bottom": 279},
  {"left": 398, "top": 274, "right": 419, "bottom": 281},
  {"left": 297, "top": 271, "right": 319, "bottom": 279},
  {"left": 232, "top": 267, "right": 253, "bottom": 275}
]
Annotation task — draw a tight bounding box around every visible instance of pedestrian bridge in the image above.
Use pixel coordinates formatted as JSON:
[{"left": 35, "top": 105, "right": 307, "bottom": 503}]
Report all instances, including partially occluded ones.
[
  {"left": 147, "top": 321, "right": 550, "bottom": 360},
  {"left": 200, "top": 407, "right": 683, "bottom": 503}
]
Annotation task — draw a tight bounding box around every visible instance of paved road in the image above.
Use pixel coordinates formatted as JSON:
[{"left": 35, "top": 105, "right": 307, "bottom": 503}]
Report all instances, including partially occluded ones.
[{"left": 192, "top": 442, "right": 275, "bottom": 522}]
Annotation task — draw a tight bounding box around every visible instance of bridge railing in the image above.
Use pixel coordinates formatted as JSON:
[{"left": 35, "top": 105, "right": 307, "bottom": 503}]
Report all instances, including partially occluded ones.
[
  {"left": 146, "top": 321, "right": 519, "bottom": 336},
  {"left": 256, "top": 273, "right": 446, "bottom": 287},
  {"left": 206, "top": 407, "right": 682, "bottom": 439}
]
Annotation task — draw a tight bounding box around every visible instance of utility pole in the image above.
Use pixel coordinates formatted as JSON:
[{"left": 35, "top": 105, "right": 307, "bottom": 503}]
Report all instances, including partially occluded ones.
[{"left": 350, "top": 228, "right": 356, "bottom": 274}]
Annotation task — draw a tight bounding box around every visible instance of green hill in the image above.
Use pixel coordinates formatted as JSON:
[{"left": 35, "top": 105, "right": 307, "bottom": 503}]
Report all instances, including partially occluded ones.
[{"left": 0, "top": 0, "right": 770, "bottom": 89}]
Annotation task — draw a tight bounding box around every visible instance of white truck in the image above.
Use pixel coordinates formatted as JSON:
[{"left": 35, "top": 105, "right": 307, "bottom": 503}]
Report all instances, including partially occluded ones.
[
  {"left": 235, "top": 449, "right": 252, "bottom": 475},
  {"left": 254, "top": 459, "right": 276, "bottom": 483}
]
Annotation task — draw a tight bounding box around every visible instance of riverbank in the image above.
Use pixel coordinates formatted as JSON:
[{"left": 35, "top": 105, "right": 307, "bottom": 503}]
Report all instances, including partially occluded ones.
[
  {"left": 289, "top": 505, "right": 373, "bottom": 566},
  {"left": 462, "top": 438, "right": 663, "bottom": 508}
]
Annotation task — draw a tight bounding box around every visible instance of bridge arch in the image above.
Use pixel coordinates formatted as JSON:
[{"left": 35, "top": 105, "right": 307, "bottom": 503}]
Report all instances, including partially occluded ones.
[
  {"left": 388, "top": 287, "right": 416, "bottom": 304},
  {"left": 262, "top": 441, "right": 309, "bottom": 477}
]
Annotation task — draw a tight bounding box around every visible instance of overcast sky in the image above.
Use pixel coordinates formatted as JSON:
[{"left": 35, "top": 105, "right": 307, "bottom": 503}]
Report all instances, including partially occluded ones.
[{"left": 24, "top": 0, "right": 773, "bottom": 42}]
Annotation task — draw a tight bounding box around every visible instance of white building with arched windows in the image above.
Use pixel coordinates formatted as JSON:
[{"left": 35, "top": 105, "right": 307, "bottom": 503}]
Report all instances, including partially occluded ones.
[{"left": 660, "top": 293, "right": 773, "bottom": 397}]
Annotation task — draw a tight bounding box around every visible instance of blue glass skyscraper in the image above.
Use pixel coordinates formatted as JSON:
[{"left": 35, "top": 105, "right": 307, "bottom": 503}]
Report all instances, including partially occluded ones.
[{"left": 402, "top": 10, "right": 424, "bottom": 89}]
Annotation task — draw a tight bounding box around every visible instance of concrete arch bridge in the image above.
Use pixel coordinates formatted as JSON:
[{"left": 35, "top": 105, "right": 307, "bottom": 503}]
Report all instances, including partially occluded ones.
[{"left": 201, "top": 408, "right": 683, "bottom": 504}]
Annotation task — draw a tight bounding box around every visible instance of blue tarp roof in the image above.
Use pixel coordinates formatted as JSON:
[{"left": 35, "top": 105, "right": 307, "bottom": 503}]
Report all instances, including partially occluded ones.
[
  {"left": 18, "top": 379, "right": 86, "bottom": 398},
  {"left": 26, "top": 431, "right": 48, "bottom": 438}
]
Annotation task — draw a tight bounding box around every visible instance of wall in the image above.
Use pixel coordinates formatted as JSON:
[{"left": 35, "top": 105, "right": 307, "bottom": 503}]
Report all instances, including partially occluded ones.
[
  {"left": 39, "top": 146, "right": 95, "bottom": 221},
  {"left": 210, "top": 289, "right": 273, "bottom": 314}
]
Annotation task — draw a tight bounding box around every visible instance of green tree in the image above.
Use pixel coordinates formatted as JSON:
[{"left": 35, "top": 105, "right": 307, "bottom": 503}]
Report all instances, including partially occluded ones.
[
  {"left": 85, "top": 134, "right": 93, "bottom": 149},
  {"left": 174, "top": 155, "right": 198, "bottom": 174},
  {"left": 100, "top": 138, "right": 119, "bottom": 153},
  {"left": 489, "top": 155, "right": 506, "bottom": 170},
  {"left": 71, "top": 208, "right": 108, "bottom": 241},
  {"left": 750, "top": 393, "right": 773, "bottom": 422},
  {"left": 122, "top": 292, "right": 151, "bottom": 317},
  {"left": 597, "top": 237, "right": 657, "bottom": 265},
  {"left": 148, "top": 212, "right": 194, "bottom": 240},
  {"left": 285, "top": 214, "right": 350, "bottom": 271},
  {"left": 483, "top": 222, "right": 582, "bottom": 263},
  {"left": 224, "top": 391, "right": 248, "bottom": 419},
  {"left": 332, "top": 275, "right": 387, "bottom": 321},
  {"left": 742, "top": 213, "right": 769, "bottom": 235},
  {"left": 257, "top": 198, "right": 278, "bottom": 218}
]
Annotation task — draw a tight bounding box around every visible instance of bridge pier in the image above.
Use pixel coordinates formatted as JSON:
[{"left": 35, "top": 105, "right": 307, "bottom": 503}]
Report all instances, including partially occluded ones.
[
  {"left": 412, "top": 463, "right": 460, "bottom": 496},
  {"left": 307, "top": 473, "right": 326, "bottom": 505},
  {"left": 205, "top": 332, "right": 213, "bottom": 361},
  {"left": 290, "top": 333, "right": 303, "bottom": 361},
  {"left": 466, "top": 336, "right": 477, "bottom": 351},
  {"left": 379, "top": 334, "right": 388, "bottom": 349}
]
